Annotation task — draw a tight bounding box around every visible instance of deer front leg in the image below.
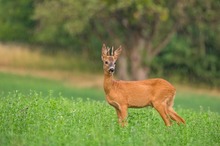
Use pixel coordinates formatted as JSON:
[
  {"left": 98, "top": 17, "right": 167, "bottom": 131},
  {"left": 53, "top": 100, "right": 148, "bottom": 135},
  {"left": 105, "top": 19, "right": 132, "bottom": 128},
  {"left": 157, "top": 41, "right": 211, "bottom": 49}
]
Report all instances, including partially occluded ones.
[
  {"left": 116, "top": 105, "right": 128, "bottom": 127},
  {"left": 116, "top": 109, "right": 122, "bottom": 123}
]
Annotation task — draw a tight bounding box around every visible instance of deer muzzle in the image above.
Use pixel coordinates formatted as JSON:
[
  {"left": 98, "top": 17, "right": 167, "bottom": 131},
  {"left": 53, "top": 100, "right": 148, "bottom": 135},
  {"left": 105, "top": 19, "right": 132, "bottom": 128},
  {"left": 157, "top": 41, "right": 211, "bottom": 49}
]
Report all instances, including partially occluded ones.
[{"left": 108, "top": 67, "right": 115, "bottom": 73}]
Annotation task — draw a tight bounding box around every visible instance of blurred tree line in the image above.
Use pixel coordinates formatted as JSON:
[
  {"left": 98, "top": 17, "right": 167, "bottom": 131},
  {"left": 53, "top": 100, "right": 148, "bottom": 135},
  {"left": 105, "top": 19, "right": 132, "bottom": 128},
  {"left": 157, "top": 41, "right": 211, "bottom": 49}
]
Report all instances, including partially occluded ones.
[{"left": 0, "top": 0, "right": 219, "bottom": 87}]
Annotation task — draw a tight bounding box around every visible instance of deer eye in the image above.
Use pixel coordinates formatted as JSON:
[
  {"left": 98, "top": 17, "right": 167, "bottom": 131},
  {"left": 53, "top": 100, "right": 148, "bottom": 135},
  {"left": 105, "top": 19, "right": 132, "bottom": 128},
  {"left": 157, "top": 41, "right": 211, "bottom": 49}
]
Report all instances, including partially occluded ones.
[{"left": 105, "top": 61, "right": 108, "bottom": 64}]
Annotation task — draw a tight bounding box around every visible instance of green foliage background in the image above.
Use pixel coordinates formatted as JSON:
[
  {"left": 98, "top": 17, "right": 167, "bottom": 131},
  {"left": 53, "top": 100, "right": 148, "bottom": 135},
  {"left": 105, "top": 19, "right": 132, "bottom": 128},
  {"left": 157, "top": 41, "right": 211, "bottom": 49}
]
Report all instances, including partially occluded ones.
[
  {"left": 0, "top": 0, "right": 219, "bottom": 87},
  {"left": 0, "top": 1, "right": 219, "bottom": 144}
]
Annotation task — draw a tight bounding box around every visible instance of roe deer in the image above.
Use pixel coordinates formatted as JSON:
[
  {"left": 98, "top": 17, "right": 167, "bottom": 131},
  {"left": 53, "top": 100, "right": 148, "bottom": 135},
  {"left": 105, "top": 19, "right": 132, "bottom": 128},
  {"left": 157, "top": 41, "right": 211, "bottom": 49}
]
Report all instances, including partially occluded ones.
[{"left": 101, "top": 44, "right": 185, "bottom": 126}]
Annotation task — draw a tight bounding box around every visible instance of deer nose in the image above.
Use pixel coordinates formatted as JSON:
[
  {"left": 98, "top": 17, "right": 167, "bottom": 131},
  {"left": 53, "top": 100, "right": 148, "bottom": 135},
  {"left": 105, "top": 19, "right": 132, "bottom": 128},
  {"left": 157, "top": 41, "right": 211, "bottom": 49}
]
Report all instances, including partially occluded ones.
[{"left": 108, "top": 67, "right": 115, "bottom": 73}]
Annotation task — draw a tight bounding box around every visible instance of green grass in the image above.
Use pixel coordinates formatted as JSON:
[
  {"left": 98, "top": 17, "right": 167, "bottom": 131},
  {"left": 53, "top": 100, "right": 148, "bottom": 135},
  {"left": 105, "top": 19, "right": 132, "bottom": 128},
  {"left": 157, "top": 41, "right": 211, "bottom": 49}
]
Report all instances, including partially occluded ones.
[
  {"left": 0, "top": 93, "right": 219, "bottom": 146},
  {"left": 176, "top": 91, "right": 220, "bottom": 113},
  {"left": 0, "top": 72, "right": 220, "bottom": 145},
  {"left": 0, "top": 72, "right": 220, "bottom": 113},
  {"left": 0, "top": 72, "right": 104, "bottom": 100}
]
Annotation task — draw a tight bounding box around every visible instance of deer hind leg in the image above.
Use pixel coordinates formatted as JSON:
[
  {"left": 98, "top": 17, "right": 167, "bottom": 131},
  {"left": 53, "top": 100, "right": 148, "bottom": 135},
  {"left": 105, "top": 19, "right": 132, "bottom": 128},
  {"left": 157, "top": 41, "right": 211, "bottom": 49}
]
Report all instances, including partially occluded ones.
[
  {"left": 153, "top": 102, "right": 171, "bottom": 126},
  {"left": 166, "top": 97, "right": 185, "bottom": 124},
  {"left": 168, "top": 107, "right": 185, "bottom": 124}
]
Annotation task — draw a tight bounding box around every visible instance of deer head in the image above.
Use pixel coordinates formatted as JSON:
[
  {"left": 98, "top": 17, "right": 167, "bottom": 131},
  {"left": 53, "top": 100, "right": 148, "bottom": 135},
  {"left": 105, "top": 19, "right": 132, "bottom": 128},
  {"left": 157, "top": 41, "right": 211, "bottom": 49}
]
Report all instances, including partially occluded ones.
[{"left": 101, "top": 44, "right": 122, "bottom": 75}]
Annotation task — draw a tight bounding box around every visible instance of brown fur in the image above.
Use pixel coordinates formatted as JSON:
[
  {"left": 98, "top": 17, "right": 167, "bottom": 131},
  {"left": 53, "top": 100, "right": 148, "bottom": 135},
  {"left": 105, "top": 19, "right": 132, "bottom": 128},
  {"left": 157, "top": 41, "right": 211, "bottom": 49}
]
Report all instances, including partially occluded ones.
[{"left": 101, "top": 44, "right": 185, "bottom": 126}]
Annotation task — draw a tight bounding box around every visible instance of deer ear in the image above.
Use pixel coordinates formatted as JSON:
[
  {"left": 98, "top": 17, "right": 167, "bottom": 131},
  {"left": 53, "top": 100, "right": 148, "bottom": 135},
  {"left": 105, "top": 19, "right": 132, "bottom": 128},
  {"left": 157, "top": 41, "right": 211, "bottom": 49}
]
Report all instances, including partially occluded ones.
[
  {"left": 101, "top": 44, "right": 108, "bottom": 60},
  {"left": 114, "top": 45, "right": 122, "bottom": 59},
  {"left": 102, "top": 44, "right": 107, "bottom": 55}
]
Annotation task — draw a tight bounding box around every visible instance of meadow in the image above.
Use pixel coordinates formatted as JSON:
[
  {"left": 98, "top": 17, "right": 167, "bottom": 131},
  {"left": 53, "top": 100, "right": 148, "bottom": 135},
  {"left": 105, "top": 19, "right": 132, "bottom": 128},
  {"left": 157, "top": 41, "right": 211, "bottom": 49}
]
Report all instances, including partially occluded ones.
[
  {"left": 0, "top": 72, "right": 220, "bottom": 146},
  {"left": 0, "top": 72, "right": 104, "bottom": 101},
  {"left": 0, "top": 72, "right": 219, "bottom": 113},
  {"left": 0, "top": 91, "right": 220, "bottom": 146}
]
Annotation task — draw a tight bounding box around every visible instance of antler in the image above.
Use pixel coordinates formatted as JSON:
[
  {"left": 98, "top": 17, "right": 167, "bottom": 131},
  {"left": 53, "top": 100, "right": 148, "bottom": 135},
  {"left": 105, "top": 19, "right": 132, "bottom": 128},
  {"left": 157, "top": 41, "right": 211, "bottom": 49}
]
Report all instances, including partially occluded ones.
[
  {"left": 111, "top": 46, "right": 114, "bottom": 56},
  {"left": 106, "top": 46, "right": 115, "bottom": 56},
  {"left": 103, "top": 44, "right": 119, "bottom": 56},
  {"left": 107, "top": 47, "right": 111, "bottom": 56}
]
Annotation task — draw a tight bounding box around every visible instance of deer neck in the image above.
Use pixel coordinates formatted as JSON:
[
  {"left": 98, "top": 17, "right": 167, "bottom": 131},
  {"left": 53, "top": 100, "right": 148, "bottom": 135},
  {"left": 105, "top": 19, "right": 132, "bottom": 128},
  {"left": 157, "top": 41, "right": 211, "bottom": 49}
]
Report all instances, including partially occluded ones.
[{"left": 103, "top": 73, "right": 115, "bottom": 94}]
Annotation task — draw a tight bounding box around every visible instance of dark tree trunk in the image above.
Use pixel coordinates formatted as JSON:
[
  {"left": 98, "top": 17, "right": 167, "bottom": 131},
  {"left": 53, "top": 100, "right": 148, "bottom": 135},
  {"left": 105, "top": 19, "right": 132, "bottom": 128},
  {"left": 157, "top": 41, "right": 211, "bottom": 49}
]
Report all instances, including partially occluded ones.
[
  {"left": 130, "top": 38, "right": 149, "bottom": 80},
  {"left": 116, "top": 18, "right": 178, "bottom": 81},
  {"left": 117, "top": 52, "right": 129, "bottom": 80}
]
